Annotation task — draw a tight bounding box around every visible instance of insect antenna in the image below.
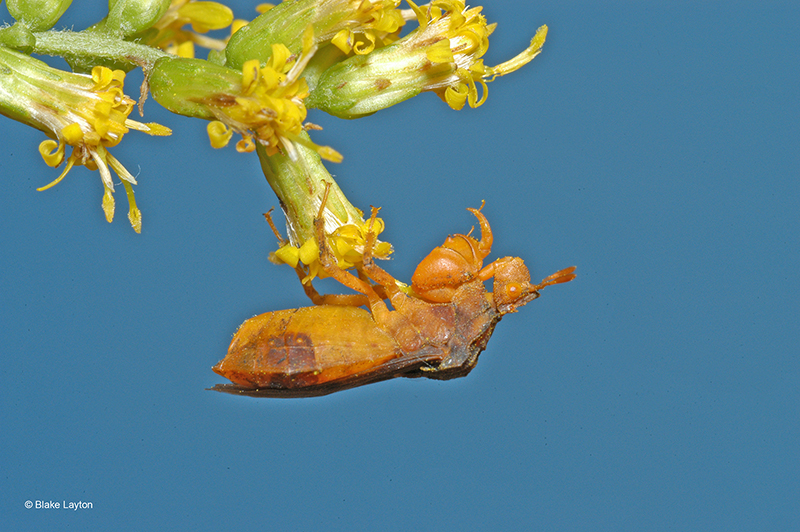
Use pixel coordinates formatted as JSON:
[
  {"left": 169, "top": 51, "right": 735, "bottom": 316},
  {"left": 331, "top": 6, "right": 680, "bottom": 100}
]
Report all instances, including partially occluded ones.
[{"left": 533, "top": 266, "right": 577, "bottom": 290}]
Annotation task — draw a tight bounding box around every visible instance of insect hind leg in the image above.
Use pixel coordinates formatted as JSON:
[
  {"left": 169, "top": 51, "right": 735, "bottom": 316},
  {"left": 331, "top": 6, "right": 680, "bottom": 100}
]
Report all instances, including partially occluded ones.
[{"left": 293, "top": 265, "right": 370, "bottom": 307}]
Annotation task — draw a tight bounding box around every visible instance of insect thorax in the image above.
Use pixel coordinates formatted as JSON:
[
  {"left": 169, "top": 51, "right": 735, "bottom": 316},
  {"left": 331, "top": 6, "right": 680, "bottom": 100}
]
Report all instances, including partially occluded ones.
[{"left": 423, "top": 281, "right": 499, "bottom": 380}]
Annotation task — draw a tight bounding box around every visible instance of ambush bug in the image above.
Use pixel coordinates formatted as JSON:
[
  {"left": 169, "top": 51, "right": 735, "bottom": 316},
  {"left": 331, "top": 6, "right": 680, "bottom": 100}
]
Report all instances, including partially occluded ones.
[{"left": 212, "top": 190, "right": 575, "bottom": 397}]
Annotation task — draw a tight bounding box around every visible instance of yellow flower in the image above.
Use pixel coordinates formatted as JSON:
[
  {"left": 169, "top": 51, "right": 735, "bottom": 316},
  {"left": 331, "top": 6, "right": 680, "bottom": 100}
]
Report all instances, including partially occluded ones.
[
  {"left": 145, "top": 0, "right": 235, "bottom": 58},
  {"left": 225, "top": 0, "right": 408, "bottom": 72},
  {"left": 256, "top": 139, "right": 392, "bottom": 284},
  {"left": 407, "top": 0, "right": 548, "bottom": 110},
  {"left": 307, "top": 0, "right": 547, "bottom": 118},
  {"left": 324, "top": 0, "right": 406, "bottom": 55},
  {"left": 270, "top": 186, "right": 392, "bottom": 283},
  {"left": 205, "top": 27, "right": 342, "bottom": 162},
  {"left": 32, "top": 66, "right": 171, "bottom": 232}
]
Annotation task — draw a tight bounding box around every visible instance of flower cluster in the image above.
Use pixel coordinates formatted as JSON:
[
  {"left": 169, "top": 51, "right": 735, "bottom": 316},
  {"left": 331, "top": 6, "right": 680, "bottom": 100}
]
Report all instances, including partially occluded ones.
[
  {"left": 205, "top": 32, "right": 342, "bottom": 162},
  {"left": 319, "top": 0, "right": 406, "bottom": 56},
  {"left": 273, "top": 203, "right": 393, "bottom": 283},
  {"left": 408, "top": 0, "right": 548, "bottom": 110},
  {"left": 1, "top": 0, "right": 548, "bottom": 267}
]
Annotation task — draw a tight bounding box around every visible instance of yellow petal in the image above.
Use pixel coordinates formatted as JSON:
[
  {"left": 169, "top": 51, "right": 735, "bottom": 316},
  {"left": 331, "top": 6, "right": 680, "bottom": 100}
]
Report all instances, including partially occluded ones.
[
  {"left": 427, "top": 40, "right": 454, "bottom": 64},
  {"left": 235, "top": 135, "right": 256, "bottom": 152},
  {"left": 444, "top": 83, "right": 468, "bottom": 110},
  {"left": 274, "top": 244, "right": 300, "bottom": 267},
  {"left": 178, "top": 2, "right": 234, "bottom": 33},
  {"left": 38, "top": 139, "right": 65, "bottom": 167},
  {"left": 176, "top": 41, "right": 195, "bottom": 58},
  {"left": 332, "top": 29, "right": 352, "bottom": 54},
  {"left": 298, "top": 238, "right": 319, "bottom": 266},
  {"left": 36, "top": 156, "right": 75, "bottom": 191},
  {"left": 241, "top": 59, "right": 261, "bottom": 94},
  {"left": 61, "top": 123, "right": 84, "bottom": 144},
  {"left": 207, "top": 121, "right": 233, "bottom": 148},
  {"left": 102, "top": 187, "right": 115, "bottom": 223}
]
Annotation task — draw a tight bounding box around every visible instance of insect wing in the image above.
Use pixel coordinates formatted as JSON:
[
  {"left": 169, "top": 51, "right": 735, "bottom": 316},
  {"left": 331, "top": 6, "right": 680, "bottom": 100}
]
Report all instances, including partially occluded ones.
[{"left": 212, "top": 305, "right": 440, "bottom": 396}]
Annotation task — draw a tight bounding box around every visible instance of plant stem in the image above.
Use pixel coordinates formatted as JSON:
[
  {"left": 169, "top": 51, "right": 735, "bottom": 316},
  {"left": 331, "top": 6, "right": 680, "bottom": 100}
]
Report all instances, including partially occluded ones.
[{"left": 32, "top": 30, "right": 170, "bottom": 71}]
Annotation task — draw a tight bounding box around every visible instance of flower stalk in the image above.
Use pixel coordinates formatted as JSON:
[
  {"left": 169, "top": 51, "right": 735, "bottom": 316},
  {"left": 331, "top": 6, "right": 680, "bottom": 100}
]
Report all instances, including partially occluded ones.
[{"left": 29, "top": 30, "right": 171, "bottom": 72}]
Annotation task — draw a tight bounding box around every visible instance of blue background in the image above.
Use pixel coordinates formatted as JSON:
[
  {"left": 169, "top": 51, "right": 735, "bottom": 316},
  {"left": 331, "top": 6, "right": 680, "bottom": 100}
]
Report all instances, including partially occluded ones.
[{"left": 2, "top": 1, "right": 798, "bottom": 530}]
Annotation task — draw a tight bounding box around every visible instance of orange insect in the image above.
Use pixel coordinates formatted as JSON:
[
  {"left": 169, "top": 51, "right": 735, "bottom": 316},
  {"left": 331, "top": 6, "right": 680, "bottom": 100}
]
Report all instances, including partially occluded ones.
[{"left": 211, "top": 192, "right": 575, "bottom": 398}]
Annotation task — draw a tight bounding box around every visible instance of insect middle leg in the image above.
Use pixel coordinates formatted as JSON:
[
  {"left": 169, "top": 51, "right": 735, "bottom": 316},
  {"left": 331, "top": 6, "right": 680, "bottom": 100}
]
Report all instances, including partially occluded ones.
[
  {"left": 357, "top": 207, "right": 453, "bottom": 352},
  {"left": 292, "top": 267, "right": 371, "bottom": 307}
]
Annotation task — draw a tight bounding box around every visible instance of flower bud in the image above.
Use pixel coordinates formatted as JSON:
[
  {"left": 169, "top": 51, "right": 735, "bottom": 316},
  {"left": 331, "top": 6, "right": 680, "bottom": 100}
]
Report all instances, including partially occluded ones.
[
  {"left": 225, "top": 0, "right": 318, "bottom": 69},
  {"left": 6, "top": 0, "right": 73, "bottom": 32},
  {"left": 225, "top": 0, "right": 405, "bottom": 71},
  {"left": 105, "top": 0, "right": 171, "bottom": 37},
  {"left": 149, "top": 57, "right": 242, "bottom": 120}
]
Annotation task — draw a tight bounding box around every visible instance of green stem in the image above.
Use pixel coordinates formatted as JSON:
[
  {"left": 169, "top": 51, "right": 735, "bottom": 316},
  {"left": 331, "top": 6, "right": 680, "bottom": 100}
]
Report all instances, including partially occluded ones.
[{"left": 32, "top": 30, "right": 170, "bottom": 71}]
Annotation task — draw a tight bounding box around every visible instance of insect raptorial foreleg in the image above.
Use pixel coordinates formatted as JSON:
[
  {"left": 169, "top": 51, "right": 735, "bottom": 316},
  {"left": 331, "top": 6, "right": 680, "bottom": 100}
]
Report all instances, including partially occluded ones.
[
  {"left": 360, "top": 206, "right": 408, "bottom": 305},
  {"left": 264, "top": 207, "right": 370, "bottom": 307},
  {"left": 313, "top": 184, "right": 390, "bottom": 315}
]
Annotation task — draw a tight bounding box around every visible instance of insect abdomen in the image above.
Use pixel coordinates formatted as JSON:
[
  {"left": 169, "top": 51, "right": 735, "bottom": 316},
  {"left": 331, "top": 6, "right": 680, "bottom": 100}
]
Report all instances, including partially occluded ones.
[{"left": 213, "top": 306, "right": 403, "bottom": 389}]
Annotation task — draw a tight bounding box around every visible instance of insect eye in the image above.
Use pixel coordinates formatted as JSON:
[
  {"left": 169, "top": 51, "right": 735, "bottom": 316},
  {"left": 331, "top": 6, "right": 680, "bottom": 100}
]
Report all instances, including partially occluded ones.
[{"left": 506, "top": 282, "right": 523, "bottom": 298}]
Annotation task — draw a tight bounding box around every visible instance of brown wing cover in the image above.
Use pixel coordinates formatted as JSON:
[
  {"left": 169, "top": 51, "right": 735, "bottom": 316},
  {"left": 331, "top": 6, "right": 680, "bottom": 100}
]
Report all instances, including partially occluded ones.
[{"left": 212, "top": 306, "right": 404, "bottom": 389}]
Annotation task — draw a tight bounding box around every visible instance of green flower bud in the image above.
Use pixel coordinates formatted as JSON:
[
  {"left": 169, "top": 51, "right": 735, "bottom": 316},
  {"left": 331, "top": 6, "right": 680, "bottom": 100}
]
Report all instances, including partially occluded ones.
[
  {"left": 305, "top": 46, "right": 425, "bottom": 118},
  {"left": 6, "top": 0, "right": 72, "bottom": 32},
  {"left": 225, "top": 0, "right": 316, "bottom": 70},
  {"left": 105, "top": 0, "right": 171, "bottom": 37},
  {"left": 149, "top": 57, "right": 242, "bottom": 120}
]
